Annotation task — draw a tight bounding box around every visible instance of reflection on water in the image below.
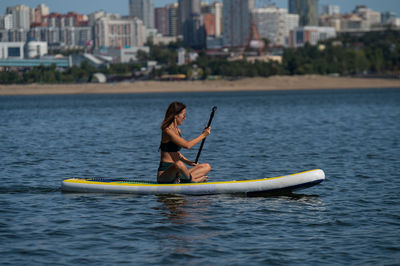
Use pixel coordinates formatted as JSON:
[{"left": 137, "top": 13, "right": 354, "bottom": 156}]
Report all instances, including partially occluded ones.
[
  {"left": 156, "top": 195, "right": 188, "bottom": 223},
  {"left": 154, "top": 195, "right": 234, "bottom": 258},
  {"left": 155, "top": 195, "right": 212, "bottom": 224}
]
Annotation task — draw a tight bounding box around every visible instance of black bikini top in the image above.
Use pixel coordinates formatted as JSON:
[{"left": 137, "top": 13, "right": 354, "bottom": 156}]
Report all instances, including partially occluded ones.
[
  {"left": 159, "top": 131, "right": 182, "bottom": 152},
  {"left": 159, "top": 141, "right": 181, "bottom": 152}
]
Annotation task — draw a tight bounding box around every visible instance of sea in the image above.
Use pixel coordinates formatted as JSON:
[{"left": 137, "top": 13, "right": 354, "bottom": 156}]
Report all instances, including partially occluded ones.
[{"left": 1, "top": 88, "right": 399, "bottom": 265}]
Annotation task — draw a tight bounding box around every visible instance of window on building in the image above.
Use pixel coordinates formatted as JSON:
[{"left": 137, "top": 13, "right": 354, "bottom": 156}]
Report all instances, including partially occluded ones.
[
  {"left": 296, "top": 31, "right": 304, "bottom": 44},
  {"left": 8, "top": 47, "right": 21, "bottom": 57}
]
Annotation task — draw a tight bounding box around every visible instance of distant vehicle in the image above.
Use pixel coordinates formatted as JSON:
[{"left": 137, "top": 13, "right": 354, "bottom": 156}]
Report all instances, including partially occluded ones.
[{"left": 160, "top": 74, "right": 186, "bottom": 81}]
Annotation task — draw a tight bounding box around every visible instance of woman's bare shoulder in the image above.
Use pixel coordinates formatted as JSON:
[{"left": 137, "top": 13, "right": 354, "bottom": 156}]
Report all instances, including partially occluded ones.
[{"left": 162, "top": 127, "right": 177, "bottom": 140}]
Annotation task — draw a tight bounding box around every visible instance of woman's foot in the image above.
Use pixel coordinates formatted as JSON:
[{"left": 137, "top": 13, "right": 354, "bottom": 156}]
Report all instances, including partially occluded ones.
[{"left": 192, "top": 175, "right": 208, "bottom": 183}]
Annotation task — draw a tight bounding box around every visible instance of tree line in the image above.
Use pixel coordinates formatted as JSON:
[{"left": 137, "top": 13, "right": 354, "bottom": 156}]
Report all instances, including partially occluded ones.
[
  {"left": 282, "top": 30, "right": 400, "bottom": 76},
  {"left": 1, "top": 30, "right": 399, "bottom": 85}
]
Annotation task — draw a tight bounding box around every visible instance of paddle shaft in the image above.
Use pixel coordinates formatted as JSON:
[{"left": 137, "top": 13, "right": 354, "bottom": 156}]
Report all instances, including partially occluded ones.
[{"left": 195, "top": 106, "right": 217, "bottom": 164}]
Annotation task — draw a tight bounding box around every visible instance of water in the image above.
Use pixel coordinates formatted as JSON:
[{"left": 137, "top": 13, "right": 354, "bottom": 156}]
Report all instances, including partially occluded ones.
[{"left": 1, "top": 88, "right": 399, "bottom": 265}]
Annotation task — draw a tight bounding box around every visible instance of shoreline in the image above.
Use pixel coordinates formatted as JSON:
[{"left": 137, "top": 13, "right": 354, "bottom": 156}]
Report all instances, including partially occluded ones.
[{"left": 1, "top": 75, "right": 399, "bottom": 96}]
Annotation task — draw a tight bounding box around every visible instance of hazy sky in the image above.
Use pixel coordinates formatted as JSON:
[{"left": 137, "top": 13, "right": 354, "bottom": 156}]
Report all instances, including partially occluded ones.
[{"left": 1, "top": 0, "right": 399, "bottom": 16}]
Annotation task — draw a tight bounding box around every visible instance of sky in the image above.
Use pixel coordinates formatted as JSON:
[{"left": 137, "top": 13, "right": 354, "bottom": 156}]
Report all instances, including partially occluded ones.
[{"left": 1, "top": 0, "right": 399, "bottom": 16}]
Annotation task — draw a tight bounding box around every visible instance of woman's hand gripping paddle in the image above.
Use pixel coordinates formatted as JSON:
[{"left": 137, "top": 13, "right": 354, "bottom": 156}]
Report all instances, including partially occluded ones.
[{"left": 194, "top": 106, "right": 217, "bottom": 164}]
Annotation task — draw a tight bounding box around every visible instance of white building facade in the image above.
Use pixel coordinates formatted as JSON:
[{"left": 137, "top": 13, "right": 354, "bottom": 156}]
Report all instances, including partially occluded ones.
[
  {"left": 252, "top": 7, "right": 299, "bottom": 47},
  {"left": 94, "top": 46, "right": 150, "bottom": 63},
  {"left": 0, "top": 14, "right": 14, "bottom": 30},
  {"left": 354, "top": 6, "right": 381, "bottom": 29},
  {"left": 6, "top": 29, "right": 29, "bottom": 42},
  {"left": 29, "top": 26, "right": 93, "bottom": 49},
  {"left": 95, "top": 15, "right": 146, "bottom": 49},
  {"left": 6, "top": 5, "right": 31, "bottom": 30},
  {"left": 26, "top": 41, "right": 48, "bottom": 58},
  {"left": 0, "top": 42, "right": 25, "bottom": 59}
]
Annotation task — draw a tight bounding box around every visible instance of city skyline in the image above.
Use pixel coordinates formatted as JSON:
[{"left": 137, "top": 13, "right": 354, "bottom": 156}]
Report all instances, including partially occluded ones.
[{"left": 1, "top": 0, "right": 399, "bottom": 16}]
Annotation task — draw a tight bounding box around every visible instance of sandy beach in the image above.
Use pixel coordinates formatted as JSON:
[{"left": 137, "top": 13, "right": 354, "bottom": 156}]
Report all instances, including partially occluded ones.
[{"left": 1, "top": 75, "right": 399, "bottom": 95}]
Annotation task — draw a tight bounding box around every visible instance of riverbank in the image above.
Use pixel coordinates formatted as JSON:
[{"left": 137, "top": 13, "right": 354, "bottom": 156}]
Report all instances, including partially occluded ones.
[{"left": 1, "top": 75, "right": 399, "bottom": 96}]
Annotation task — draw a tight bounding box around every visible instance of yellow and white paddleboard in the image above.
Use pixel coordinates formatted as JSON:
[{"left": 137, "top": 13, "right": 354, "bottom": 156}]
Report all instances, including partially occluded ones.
[{"left": 61, "top": 169, "right": 325, "bottom": 196}]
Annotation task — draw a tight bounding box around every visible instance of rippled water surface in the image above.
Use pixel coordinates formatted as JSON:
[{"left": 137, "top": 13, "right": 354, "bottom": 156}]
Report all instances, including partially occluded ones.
[{"left": 1, "top": 88, "right": 399, "bottom": 265}]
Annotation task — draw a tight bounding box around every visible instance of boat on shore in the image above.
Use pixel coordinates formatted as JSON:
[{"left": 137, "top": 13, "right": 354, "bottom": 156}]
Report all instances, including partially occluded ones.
[{"left": 61, "top": 169, "right": 325, "bottom": 196}]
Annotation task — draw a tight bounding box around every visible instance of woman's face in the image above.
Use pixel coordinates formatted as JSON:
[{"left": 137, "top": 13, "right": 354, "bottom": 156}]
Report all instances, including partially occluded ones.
[{"left": 175, "top": 108, "right": 186, "bottom": 126}]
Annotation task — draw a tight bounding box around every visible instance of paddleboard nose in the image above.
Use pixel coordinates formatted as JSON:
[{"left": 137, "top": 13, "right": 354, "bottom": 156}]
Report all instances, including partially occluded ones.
[{"left": 315, "top": 169, "right": 325, "bottom": 181}]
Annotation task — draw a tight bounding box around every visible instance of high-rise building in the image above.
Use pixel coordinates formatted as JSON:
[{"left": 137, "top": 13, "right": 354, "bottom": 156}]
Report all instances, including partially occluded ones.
[
  {"left": 178, "top": 0, "right": 201, "bottom": 34},
  {"left": 155, "top": 7, "right": 168, "bottom": 36},
  {"left": 223, "top": 0, "right": 254, "bottom": 47},
  {"left": 202, "top": 1, "right": 222, "bottom": 37},
  {"left": 154, "top": 3, "right": 179, "bottom": 37},
  {"left": 0, "top": 14, "right": 13, "bottom": 30},
  {"left": 179, "top": 0, "right": 205, "bottom": 49},
  {"left": 37, "top": 4, "right": 50, "bottom": 17},
  {"left": 252, "top": 7, "right": 299, "bottom": 47},
  {"left": 95, "top": 15, "right": 146, "bottom": 49},
  {"left": 287, "top": 13, "right": 300, "bottom": 33},
  {"left": 31, "top": 3, "right": 50, "bottom": 25},
  {"left": 166, "top": 3, "right": 179, "bottom": 37},
  {"left": 88, "top": 11, "right": 105, "bottom": 26},
  {"left": 6, "top": 5, "right": 31, "bottom": 30},
  {"left": 129, "top": 0, "right": 154, "bottom": 29},
  {"left": 203, "top": 14, "right": 216, "bottom": 36},
  {"left": 288, "top": 0, "right": 318, "bottom": 26}
]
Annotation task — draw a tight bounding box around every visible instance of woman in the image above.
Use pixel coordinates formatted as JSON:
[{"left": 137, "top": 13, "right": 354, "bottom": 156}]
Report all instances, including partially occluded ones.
[{"left": 157, "top": 102, "right": 211, "bottom": 184}]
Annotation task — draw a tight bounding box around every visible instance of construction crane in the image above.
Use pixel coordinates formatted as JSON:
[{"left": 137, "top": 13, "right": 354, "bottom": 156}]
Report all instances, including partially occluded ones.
[
  {"left": 241, "top": 0, "right": 276, "bottom": 57},
  {"left": 242, "top": 22, "right": 264, "bottom": 56}
]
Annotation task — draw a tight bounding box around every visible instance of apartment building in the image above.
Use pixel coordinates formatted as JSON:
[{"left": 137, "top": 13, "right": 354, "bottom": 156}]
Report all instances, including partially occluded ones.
[
  {"left": 94, "top": 15, "right": 146, "bottom": 49},
  {"left": 252, "top": 7, "right": 299, "bottom": 47}
]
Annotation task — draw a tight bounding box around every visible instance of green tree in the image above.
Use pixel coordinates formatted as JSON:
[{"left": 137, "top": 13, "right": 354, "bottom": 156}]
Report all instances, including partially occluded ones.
[
  {"left": 368, "top": 48, "right": 384, "bottom": 72},
  {"left": 43, "top": 70, "right": 57, "bottom": 83}
]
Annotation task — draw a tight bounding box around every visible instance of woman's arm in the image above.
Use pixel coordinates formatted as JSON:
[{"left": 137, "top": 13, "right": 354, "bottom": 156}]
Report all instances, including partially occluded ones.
[
  {"left": 178, "top": 152, "right": 196, "bottom": 166},
  {"left": 165, "top": 127, "right": 210, "bottom": 150}
]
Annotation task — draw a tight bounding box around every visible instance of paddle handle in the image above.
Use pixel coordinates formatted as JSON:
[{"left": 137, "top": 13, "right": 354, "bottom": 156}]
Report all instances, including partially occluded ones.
[{"left": 195, "top": 106, "right": 217, "bottom": 164}]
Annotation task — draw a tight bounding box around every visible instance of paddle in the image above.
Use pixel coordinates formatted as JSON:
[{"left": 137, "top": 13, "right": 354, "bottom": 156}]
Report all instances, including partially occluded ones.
[{"left": 194, "top": 106, "right": 217, "bottom": 164}]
